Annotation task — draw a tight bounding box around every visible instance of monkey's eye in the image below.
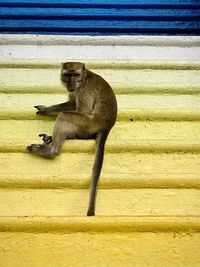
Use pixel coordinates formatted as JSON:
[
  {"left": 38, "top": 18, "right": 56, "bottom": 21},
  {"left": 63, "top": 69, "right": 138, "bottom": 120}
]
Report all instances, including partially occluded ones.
[
  {"left": 63, "top": 73, "right": 71, "bottom": 77},
  {"left": 63, "top": 73, "right": 80, "bottom": 77}
]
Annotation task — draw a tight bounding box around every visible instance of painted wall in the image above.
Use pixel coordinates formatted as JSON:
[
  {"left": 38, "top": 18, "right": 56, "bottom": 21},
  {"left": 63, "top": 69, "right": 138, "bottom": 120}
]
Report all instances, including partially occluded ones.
[{"left": 0, "top": 0, "right": 199, "bottom": 35}]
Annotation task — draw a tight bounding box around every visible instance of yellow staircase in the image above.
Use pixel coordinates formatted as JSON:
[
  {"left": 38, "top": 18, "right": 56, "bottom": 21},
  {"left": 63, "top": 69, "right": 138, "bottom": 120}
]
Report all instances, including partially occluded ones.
[{"left": 0, "top": 59, "right": 200, "bottom": 266}]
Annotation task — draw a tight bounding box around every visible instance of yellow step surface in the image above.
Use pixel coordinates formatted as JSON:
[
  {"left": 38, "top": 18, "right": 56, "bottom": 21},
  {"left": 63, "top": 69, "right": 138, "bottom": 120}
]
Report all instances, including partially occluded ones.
[
  {"left": 1, "top": 120, "right": 200, "bottom": 140},
  {"left": 0, "top": 60, "right": 200, "bottom": 266},
  {"left": 0, "top": 188, "right": 200, "bottom": 216},
  {"left": 0, "top": 60, "right": 200, "bottom": 94},
  {"left": 1, "top": 151, "right": 200, "bottom": 175},
  {"left": 1, "top": 231, "right": 200, "bottom": 267}
]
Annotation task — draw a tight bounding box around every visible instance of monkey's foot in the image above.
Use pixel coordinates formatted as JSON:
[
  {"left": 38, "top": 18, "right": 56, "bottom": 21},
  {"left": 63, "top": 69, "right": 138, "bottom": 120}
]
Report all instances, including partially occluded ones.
[
  {"left": 87, "top": 209, "right": 95, "bottom": 216},
  {"left": 27, "top": 144, "right": 45, "bottom": 153},
  {"left": 39, "top": 134, "right": 52, "bottom": 144},
  {"left": 27, "top": 143, "right": 53, "bottom": 158}
]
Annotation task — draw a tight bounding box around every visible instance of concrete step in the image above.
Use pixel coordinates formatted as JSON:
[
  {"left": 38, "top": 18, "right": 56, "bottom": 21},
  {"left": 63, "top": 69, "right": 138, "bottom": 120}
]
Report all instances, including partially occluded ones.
[
  {"left": 1, "top": 120, "right": 200, "bottom": 140},
  {"left": 1, "top": 151, "right": 200, "bottom": 180},
  {"left": 1, "top": 93, "right": 200, "bottom": 109},
  {"left": 0, "top": 60, "right": 200, "bottom": 94},
  {"left": 0, "top": 58, "right": 200, "bottom": 266},
  {"left": 0, "top": 188, "right": 200, "bottom": 216},
  {"left": 1, "top": 224, "right": 200, "bottom": 267},
  {"left": 0, "top": 68, "right": 199, "bottom": 94}
]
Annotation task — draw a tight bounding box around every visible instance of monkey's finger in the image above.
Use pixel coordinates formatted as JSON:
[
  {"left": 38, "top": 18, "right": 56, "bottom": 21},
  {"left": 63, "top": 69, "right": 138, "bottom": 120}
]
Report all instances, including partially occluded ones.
[
  {"left": 27, "top": 145, "right": 39, "bottom": 152},
  {"left": 36, "top": 111, "right": 45, "bottom": 115},
  {"left": 45, "top": 137, "right": 52, "bottom": 144},
  {"left": 38, "top": 134, "right": 52, "bottom": 144},
  {"left": 27, "top": 146, "right": 32, "bottom": 151},
  {"left": 27, "top": 144, "right": 42, "bottom": 151},
  {"left": 39, "top": 134, "right": 47, "bottom": 138}
]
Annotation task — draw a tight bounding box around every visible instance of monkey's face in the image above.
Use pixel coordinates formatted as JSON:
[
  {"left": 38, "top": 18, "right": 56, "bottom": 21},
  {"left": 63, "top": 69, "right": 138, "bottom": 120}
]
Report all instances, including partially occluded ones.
[{"left": 61, "top": 62, "right": 85, "bottom": 92}]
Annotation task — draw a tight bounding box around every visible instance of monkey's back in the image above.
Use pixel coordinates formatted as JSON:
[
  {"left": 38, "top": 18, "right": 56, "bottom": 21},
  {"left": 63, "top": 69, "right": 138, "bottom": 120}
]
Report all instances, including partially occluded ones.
[{"left": 76, "top": 70, "right": 117, "bottom": 129}]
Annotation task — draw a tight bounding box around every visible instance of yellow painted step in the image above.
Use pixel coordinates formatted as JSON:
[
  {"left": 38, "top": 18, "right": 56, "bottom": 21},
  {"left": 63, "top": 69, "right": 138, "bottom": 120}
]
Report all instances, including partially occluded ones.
[
  {"left": 0, "top": 188, "right": 200, "bottom": 216},
  {"left": 2, "top": 94, "right": 200, "bottom": 109},
  {"left": 1, "top": 107, "right": 200, "bottom": 121},
  {"left": 0, "top": 68, "right": 200, "bottom": 94},
  {"left": 1, "top": 152, "right": 200, "bottom": 176},
  {"left": 1, "top": 231, "right": 200, "bottom": 267},
  {"left": 0, "top": 216, "right": 200, "bottom": 266},
  {"left": 1, "top": 120, "right": 200, "bottom": 140},
  {"left": 1, "top": 140, "right": 200, "bottom": 188},
  {"left": 1, "top": 216, "right": 200, "bottom": 233},
  {"left": 2, "top": 139, "right": 200, "bottom": 153},
  {"left": 1, "top": 59, "right": 200, "bottom": 70},
  {"left": 0, "top": 59, "right": 200, "bottom": 267},
  {"left": 1, "top": 172, "right": 200, "bottom": 189}
]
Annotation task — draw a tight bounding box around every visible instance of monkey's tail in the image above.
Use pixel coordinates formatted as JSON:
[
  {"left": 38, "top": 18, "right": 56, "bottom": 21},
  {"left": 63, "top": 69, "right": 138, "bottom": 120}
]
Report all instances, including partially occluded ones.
[{"left": 87, "top": 129, "right": 110, "bottom": 216}]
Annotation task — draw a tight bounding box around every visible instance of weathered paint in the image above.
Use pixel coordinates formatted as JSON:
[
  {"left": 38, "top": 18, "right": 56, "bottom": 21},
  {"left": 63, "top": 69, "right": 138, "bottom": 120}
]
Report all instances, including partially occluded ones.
[
  {"left": 1, "top": 216, "right": 200, "bottom": 233},
  {"left": 0, "top": 58, "right": 200, "bottom": 266},
  {"left": 0, "top": 0, "right": 199, "bottom": 35},
  {"left": 1, "top": 232, "right": 200, "bottom": 267},
  {"left": 0, "top": 188, "right": 200, "bottom": 216},
  {"left": 1, "top": 152, "right": 200, "bottom": 177},
  {"left": 1, "top": 58, "right": 200, "bottom": 69},
  {"left": 1, "top": 94, "right": 200, "bottom": 109},
  {"left": 1, "top": 35, "right": 200, "bottom": 60},
  {"left": 1, "top": 173, "right": 200, "bottom": 190},
  {"left": 0, "top": 65, "right": 200, "bottom": 94},
  {"left": 1, "top": 35, "right": 200, "bottom": 47}
]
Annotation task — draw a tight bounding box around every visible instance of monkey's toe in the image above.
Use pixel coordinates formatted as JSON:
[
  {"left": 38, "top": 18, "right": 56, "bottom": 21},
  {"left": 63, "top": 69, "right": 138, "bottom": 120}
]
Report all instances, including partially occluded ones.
[
  {"left": 27, "top": 144, "right": 43, "bottom": 152},
  {"left": 87, "top": 210, "right": 95, "bottom": 216}
]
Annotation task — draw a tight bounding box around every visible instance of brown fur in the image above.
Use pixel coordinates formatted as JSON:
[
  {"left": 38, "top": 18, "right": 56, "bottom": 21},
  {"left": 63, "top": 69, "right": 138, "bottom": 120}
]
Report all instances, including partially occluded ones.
[{"left": 27, "top": 62, "right": 117, "bottom": 216}]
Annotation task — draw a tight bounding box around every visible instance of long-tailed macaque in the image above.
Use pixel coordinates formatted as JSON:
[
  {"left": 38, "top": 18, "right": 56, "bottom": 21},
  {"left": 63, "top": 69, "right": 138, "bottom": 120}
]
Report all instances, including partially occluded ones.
[{"left": 27, "top": 62, "right": 117, "bottom": 216}]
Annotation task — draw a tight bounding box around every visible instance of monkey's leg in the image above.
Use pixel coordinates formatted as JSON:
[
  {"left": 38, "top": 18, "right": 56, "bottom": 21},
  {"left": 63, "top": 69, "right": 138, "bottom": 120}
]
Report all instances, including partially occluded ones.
[
  {"left": 28, "top": 112, "right": 92, "bottom": 158},
  {"left": 39, "top": 132, "right": 95, "bottom": 143},
  {"left": 27, "top": 130, "right": 66, "bottom": 158}
]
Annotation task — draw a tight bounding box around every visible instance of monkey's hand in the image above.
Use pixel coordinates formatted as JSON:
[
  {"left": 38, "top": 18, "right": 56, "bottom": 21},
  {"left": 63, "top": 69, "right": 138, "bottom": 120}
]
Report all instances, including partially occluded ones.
[{"left": 34, "top": 105, "right": 47, "bottom": 115}]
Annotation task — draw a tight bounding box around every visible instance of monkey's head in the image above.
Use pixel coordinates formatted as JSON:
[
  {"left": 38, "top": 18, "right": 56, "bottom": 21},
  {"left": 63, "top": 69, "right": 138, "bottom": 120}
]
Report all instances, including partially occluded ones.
[{"left": 61, "top": 62, "right": 86, "bottom": 92}]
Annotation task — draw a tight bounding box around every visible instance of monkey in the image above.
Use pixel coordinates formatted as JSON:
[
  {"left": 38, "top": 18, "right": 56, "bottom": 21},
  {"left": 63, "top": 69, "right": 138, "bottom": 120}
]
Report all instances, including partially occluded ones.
[{"left": 27, "top": 62, "right": 117, "bottom": 216}]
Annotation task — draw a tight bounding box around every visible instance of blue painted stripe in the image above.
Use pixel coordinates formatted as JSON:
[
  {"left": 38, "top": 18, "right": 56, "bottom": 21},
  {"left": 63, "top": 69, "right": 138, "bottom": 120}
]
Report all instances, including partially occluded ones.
[
  {"left": 0, "top": 0, "right": 199, "bottom": 8},
  {"left": 0, "top": 19, "right": 199, "bottom": 30},
  {"left": 0, "top": 8, "right": 199, "bottom": 21},
  {"left": 0, "top": 0, "right": 199, "bottom": 35}
]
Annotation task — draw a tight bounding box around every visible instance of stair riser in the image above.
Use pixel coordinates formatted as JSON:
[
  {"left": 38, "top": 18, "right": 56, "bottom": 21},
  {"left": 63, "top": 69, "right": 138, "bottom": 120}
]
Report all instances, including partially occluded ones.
[
  {"left": 1, "top": 120, "right": 200, "bottom": 140},
  {"left": 0, "top": 188, "right": 200, "bottom": 216},
  {"left": 1, "top": 152, "right": 200, "bottom": 175},
  {"left": 1, "top": 232, "right": 200, "bottom": 267}
]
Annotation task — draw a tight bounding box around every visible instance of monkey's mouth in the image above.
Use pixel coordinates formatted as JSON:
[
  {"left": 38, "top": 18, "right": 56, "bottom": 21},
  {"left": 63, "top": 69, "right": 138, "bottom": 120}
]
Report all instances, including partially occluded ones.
[{"left": 67, "top": 84, "right": 76, "bottom": 91}]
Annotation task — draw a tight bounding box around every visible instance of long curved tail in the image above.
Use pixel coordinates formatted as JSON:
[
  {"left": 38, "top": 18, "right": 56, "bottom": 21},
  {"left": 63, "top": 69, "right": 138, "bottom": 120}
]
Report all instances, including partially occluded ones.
[{"left": 87, "top": 129, "right": 110, "bottom": 216}]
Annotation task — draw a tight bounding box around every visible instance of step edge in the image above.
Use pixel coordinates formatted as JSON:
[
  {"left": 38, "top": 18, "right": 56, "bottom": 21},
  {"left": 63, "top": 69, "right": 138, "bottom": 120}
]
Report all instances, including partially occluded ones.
[
  {"left": 1, "top": 85, "right": 200, "bottom": 95},
  {"left": 1, "top": 35, "right": 200, "bottom": 47},
  {"left": 1, "top": 108, "right": 200, "bottom": 121},
  {"left": 1, "top": 58, "right": 200, "bottom": 69},
  {"left": 0, "top": 173, "right": 200, "bottom": 189},
  {"left": 2, "top": 139, "right": 200, "bottom": 153},
  {"left": 0, "top": 216, "right": 200, "bottom": 233}
]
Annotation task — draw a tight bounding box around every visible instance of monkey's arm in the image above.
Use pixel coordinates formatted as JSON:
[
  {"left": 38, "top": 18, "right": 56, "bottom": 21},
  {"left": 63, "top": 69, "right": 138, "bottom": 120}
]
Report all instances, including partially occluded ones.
[{"left": 35, "top": 101, "right": 76, "bottom": 115}]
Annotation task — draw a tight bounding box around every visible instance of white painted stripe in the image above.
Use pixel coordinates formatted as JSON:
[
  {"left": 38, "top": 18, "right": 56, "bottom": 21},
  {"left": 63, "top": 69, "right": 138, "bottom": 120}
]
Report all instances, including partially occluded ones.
[
  {"left": 1, "top": 34, "right": 200, "bottom": 46},
  {"left": 0, "top": 35, "right": 199, "bottom": 60}
]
